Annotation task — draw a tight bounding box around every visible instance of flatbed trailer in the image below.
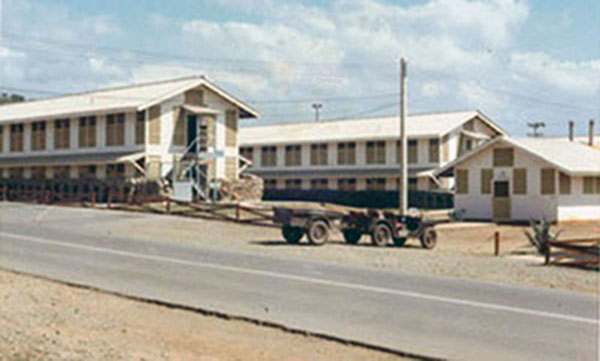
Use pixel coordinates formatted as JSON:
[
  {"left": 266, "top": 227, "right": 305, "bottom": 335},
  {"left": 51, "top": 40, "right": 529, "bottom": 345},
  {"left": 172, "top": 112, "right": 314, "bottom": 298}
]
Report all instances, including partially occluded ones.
[{"left": 273, "top": 207, "right": 439, "bottom": 249}]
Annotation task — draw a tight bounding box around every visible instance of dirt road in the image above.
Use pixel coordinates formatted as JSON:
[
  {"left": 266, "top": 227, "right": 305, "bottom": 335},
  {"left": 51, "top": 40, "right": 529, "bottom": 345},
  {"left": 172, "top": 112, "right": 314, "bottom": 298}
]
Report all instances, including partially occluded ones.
[{"left": 0, "top": 269, "right": 407, "bottom": 361}]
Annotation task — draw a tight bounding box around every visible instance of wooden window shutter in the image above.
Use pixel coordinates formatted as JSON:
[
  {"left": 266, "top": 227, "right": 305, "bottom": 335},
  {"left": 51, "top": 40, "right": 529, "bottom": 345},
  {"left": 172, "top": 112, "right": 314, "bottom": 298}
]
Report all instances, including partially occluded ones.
[
  {"left": 173, "top": 108, "right": 185, "bottom": 146},
  {"left": 429, "top": 139, "right": 440, "bottom": 163},
  {"left": 513, "top": 168, "right": 527, "bottom": 195},
  {"left": 540, "top": 168, "right": 556, "bottom": 195},
  {"left": 480, "top": 168, "right": 493, "bottom": 194},
  {"left": 493, "top": 148, "right": 514, "bottom": 167},
  {"left": 225, "top": 110, "right": 237, "bottom": 147},
  {"left": 456, "top": 169, "right": 469, "bottom": 194},
  {"left": 149, "top": 106, "right": 161, "bottom": 145},
  {"left": 116, "top": 114, "right": 125, "bottom": 146},
  {"left": 366, "top": 142, "right": 375, "bottom": 164},
  {"left": 596, "top": 177, "right": 600, "bottom": 194},
  {"left": 583, "top": 177, "right": 595, "bottom": 194},
  {"left": 559, "top": 172, "right": 571, "bottom": 195},
  {"left": 408, "top": 140, "right": 418, "bottom": 164}
]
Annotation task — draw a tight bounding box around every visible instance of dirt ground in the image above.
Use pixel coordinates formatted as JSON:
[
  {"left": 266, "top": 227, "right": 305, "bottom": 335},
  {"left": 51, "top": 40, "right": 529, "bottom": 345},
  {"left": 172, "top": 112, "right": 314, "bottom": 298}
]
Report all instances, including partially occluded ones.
[
  {"left": 0, "top": 269, "right": 408, "bottom": 361},
  {"left": 65, "top": 204, "right": 600, "bottom": 294}
]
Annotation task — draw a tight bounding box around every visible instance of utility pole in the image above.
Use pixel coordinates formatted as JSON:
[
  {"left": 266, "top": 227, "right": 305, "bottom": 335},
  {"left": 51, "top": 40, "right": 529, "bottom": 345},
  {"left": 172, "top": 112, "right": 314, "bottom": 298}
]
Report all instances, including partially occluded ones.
[
  {"left": 399, "top": 58, "right": 408, "bottom": 215},
  {"left": 527, "top": 122, "right": 545, "bottom": 137},
  {"left": 312, "top": 103, "right": 323, "bottom": 122}
]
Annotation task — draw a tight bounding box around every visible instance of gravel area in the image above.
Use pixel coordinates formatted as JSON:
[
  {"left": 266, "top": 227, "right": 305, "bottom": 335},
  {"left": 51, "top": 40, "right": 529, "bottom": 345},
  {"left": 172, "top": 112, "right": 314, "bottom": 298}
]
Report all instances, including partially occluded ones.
[
  {"left": 8, "top": 202, "right": 596, "bottom": 295},
  {"left": 0, "top": 269, "right": 408, "bottom": 361}
]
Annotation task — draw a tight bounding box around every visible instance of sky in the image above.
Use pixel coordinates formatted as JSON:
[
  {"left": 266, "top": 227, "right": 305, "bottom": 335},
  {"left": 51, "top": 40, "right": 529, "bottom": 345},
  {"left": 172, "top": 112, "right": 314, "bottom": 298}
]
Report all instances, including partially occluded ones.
[{"left": 0, "top": 0, "right": 598, "bottom": 136}]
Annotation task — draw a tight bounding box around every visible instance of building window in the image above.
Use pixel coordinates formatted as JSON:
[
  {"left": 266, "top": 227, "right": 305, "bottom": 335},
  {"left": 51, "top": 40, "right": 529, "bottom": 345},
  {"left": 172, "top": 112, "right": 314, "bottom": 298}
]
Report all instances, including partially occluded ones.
[
  {"left": 583, "top": 176, "right": 600, "bottom": 194},
  {"left": 285, "top": 144, "right": 302, "bottom": 166},
  {"left": 408, "top": 178, "right": 418, "bottom": 190},
  {"left": 198, "top": 123, "right": 208, "bottom": 152},
  {"left": 10, "top": 124, "right": 24, "bottom": 152},
  {"left": 310, "top": 144, "right": 328, "bottom": 166},
  {"left": 366, "top": 178, "right": 386, "bottom": 191},
  {"left": 493, "top": 148, "right": 514, "bottom": 167},
  {"left": 263, "top": 179, "right": 277, "bottom": 190},
  {"left": 465, "top": 139, "right": 473, "bottom": 151},
  {"left": 559, "top": 172, "right": 571, "bottom": 195},
  {"left": 456, "top": 169, "right": 469, "bottom": 194},
  {"left": 428, "top": 139, "right": 440, "bottom": 163},
  {"left": 366, "top": 141, "right": 386, "bottom": 164},
  {"left": 540, "top": 168, "right": 555, "bottom": 195},
  {"left": 397, "top": 140, "right": 418, "bottom": 164},
  {"left": 54, "top": 119, "right": 70, "bottom": 149},
  {"left": 337, "top": 142, "right": 356, "bottom": 165},
  {"left": 79, "top": 165, "right": 97, "bottom": 179},
  {"left": 78, "top": 116, "right": 97, "bottom": 148},
  {"left": 513, "top": 168, "right": 527, "bottom": 195},
  {"left": 240, "top": 147, "right": 254, "bottom": 164},
  {"left": 31, "top": 121, "right": 46, "bottom": 151},
  {"left": 310, "top": 178, "right": 328, "bottom": 190},
  {"left": 261, "top": 146, "right": 277, "bottom": 167},
  {"left": 53, "top": 166, "right": 70, "bottom": 179},
  {"left": 338, "top": 178, "right": 356, "bottom": 191},
  {"left": 9, "top": 167, "right": 23, "bottom": 179},
  {"left": 135, "top": 111, "right": 145, "bottom": 145},
  {"left": 285, "top": 179, "right": 302, "bottom": 190},
  {"left": 480, "top": 168, "right": 493, "bottom": 194},
  {"left": 31, "top": 166, "right": 46, "bottom": 180},
  {"left": 106, "top": 113, "right": 125, "bottom": 146},
  {"left": 107, "top": 164, "right": 126, "bottom": 179}
]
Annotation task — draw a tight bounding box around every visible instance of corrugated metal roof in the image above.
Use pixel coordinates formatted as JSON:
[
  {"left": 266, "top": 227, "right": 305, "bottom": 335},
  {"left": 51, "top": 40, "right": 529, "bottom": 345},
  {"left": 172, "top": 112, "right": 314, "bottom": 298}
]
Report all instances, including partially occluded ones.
[
  {"left": 437, "top": 136, "right": 600, "bottom": 176},
  {"left": 511, "top": 137, "right": 600, "bottom": 175},
  {"left": 239, "top": 110, "right": 503, "bottom": 145},
  {"left": 0, "top": 76, "right": 258, "bottom": 123}
]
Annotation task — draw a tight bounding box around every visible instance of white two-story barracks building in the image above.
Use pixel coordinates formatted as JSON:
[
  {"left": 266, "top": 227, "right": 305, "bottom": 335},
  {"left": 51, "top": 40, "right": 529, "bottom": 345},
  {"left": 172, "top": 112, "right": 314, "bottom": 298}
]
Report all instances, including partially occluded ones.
[
  {"left": 0, "top": 76, "right": 258, "bottom": 186},
  {"left": 239, "top": 110, "right": 504, "bottom": 192},
  {"left": 438, "top": 136, "right": 600, "bottom": 222}
]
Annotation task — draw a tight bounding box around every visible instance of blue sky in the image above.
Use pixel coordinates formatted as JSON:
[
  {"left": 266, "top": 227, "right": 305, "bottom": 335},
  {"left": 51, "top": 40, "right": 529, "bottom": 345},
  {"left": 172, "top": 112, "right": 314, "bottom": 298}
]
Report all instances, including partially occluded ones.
[{"left": 1, "top": 0, "right": 598, "bottom": 136}]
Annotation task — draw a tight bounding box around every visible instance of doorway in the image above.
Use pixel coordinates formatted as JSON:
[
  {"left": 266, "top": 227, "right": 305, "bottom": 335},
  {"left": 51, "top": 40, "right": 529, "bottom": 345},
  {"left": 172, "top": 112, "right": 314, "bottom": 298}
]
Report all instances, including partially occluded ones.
[
  {"left": 492, "top": 180, "right": 511, "bottom": 221},
  {"left": 187, "top": 114, "right": 198, "bottom": 153}
]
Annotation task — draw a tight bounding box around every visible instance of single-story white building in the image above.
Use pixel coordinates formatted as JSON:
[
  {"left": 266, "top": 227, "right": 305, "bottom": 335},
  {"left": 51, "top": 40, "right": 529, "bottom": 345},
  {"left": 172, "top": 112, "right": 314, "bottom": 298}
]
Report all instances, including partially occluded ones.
[{"left": 437, "top": 136, "right": 600, "bottom": 222}]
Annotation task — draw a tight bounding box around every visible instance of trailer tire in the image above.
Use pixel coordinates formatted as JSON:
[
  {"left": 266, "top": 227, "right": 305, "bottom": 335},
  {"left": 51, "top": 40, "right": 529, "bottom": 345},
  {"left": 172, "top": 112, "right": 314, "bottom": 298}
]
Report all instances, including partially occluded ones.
[
  {"left": 393, "top": 237, "right": 407, "bottom": 247},
  {"left": 371, "top": 223, "right": 392, "bottom": 247},
  {"left": 282, "top": 226, "right": 304, "bottom": 244},
  {"left": 420, "top": 228, "right": 437, "bottom": 249},
  {"left": 343, "top": 229, "right": 362, "bottom": 245},
  {"left": 307, "top": 220, "right": 330, "bottom": 245}
]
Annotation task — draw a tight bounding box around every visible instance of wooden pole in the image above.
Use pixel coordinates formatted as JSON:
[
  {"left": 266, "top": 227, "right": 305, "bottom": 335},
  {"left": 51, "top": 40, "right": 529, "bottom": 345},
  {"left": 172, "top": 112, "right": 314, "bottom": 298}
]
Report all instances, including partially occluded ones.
[
  {"left": 236, "top": 204, "right": 241, "bottom": 222},
  {"left": 91, "top": 189, "right": 96, "bottom": 207},
  {"left": 494, "top": 231, "right": 500, "bottom": 256},
  {"left": 107, "top": 188, "right": 112, "bottom": 209},
  {"left": 166, "top": 197, "right": 171, "bottom": 214},
  {"left": 399, "top": 57, "right": 408, "bottom": 215},
  {"left": 544, "top": 241, "right": 551, "bottom": 265},
  {"left": 2, "top": 185, "right": 7, "bottom": 201}
]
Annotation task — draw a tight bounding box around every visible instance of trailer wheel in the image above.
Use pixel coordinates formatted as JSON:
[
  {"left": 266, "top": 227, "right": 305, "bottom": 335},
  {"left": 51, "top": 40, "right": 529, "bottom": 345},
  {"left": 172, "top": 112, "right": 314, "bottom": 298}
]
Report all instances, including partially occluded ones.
[
  {"left": 343, "top": 229, "right": 362, "bottom": 244},
  {"left": 371, "top": 223, "right": 392, "bottom": 247},
  {"left": 420, "top": 228, "right": 437, "bottom": 249},
  {"left": 393, "top": 237, "right": 407, "bottom": 247},
  {"left": 307, "top": 220, "right": 330, "bottom": 245},
  {"left": 282, "top": 226, "right": 304, "bottom": 244}
]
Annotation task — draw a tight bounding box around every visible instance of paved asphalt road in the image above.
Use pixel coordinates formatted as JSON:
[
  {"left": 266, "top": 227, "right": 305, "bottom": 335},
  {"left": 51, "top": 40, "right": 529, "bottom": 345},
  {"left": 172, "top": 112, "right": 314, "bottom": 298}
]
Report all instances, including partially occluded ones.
[{"left": 0, "top": 203, "right": 598, "bottom": 360}]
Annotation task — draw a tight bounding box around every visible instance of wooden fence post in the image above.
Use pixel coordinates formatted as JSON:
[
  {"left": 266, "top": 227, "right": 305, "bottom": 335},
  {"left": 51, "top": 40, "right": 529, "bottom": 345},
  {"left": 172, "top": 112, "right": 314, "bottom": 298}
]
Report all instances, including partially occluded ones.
[
  {"left": 494, "top": 231, "right": 500, "bottom": 256},
  {"left": 2, "top": 185, "right": 7, "bottom": 201},
  {"left": 544, "top": 242, "right": 551, "bottom": 265},
  {"left": 166, "top": 198, "right": 171, "bottom": 214},
  {"left": 236, "top": 204, "right": 241, "bottom": 222},
  {"left": 107, "top": 188, "right": 112, "bottom": 209}
]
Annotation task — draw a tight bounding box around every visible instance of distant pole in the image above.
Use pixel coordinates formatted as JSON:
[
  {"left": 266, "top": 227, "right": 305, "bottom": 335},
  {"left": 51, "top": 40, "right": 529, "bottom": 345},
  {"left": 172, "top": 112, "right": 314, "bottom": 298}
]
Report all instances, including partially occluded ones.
[
  {"left": 527, "top": 122, "right": 545, "bottom": 137},
  {"left": 568, "top": 120, "right": 574, "bottom": 142},
  {"left": 589, "top": 119, "right": 595, "bottom": 146},
  {"left": 312, "top": 103, "right": 323, "bottom": 122},
  {"left": 399, "top": 58, "right": 408, "bottom": 215}
]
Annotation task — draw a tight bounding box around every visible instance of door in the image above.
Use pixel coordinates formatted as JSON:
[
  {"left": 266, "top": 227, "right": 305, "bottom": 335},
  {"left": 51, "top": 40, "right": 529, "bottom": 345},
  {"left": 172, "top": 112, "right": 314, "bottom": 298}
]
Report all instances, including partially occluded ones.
[
  {"left": 187, "top": 114, "right": 198, "bottom": 153},
  {"left": 492, "top": 180, "right": 511, "bottom": 221}
]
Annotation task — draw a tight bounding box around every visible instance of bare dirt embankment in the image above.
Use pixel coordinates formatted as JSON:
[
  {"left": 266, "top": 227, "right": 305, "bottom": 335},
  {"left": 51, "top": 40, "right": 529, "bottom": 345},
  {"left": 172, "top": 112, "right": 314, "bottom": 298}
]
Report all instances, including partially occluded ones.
[{"left": 0, "top": 270, "right": 408, "bottom": 361}]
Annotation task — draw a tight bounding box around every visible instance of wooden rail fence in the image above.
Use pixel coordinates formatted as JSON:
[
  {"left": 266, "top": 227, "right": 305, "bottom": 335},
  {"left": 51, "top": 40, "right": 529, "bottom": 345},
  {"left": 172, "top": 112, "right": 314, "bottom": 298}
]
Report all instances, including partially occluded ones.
[{"left": 545, "top": 237, "right": 599, "bottom": 270}]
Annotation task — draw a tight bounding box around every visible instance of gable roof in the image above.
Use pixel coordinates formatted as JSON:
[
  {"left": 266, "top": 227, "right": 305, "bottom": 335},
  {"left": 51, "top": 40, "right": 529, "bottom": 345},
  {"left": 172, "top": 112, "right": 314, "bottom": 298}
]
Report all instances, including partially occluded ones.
[
  {"left": 436, "top": 136, "right": 600, "bottom": 176},
  {"left": 0, "top": 75, "right": 259, "bottom": 123},
  {"left": 239, "top": 110, "right": 504, "bottom": 146}
]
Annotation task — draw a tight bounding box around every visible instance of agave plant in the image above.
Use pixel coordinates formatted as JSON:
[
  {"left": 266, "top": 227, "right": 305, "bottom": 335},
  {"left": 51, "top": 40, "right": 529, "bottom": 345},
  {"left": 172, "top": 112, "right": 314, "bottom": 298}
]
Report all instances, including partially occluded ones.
[{"left": 524, "top": 218, "right": 562, "bottom": 254}]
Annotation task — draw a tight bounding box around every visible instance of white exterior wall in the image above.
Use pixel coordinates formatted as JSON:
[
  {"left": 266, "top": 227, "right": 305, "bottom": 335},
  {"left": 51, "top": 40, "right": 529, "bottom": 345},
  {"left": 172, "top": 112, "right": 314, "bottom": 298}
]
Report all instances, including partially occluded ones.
[{"left": 455, "top": 143, "right": 599, "bottom": 222}]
